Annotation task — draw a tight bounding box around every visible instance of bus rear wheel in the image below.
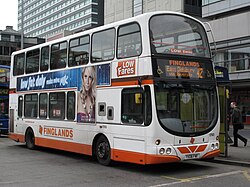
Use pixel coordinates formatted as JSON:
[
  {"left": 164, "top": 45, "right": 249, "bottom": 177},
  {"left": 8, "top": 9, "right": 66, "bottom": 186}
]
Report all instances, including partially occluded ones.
[
  {"left": 25, "top": 128, "right": 35, "bottom": 149},
  {"left": 96, "top": 135, "right": 111, "bottom": 166}
]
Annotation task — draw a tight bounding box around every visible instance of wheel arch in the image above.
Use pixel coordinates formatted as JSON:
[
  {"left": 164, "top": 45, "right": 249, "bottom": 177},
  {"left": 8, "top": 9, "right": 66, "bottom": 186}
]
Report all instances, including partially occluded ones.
[
  {"left": 25, "top": 126, "right": 35, "bottom": 141},
  {"left": 25, "top": 126, "right": 36, "bottom": 149},
  {"left": 92, "top": 133, "right": 111, "bottom": 158}
]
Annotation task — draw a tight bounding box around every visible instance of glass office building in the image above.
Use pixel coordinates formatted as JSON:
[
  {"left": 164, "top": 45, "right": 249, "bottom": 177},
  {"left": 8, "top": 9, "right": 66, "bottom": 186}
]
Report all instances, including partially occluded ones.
[
  {"left": 18, "top": 0, "right": 104, "bottom": 39},
  {"left": 104, "top": 0, "right": 202, "bottom": 24}
]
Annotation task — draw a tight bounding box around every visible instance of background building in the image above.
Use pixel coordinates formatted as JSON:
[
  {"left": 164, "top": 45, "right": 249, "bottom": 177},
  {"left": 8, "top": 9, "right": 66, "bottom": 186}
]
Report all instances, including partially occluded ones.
[
  {"left": 202, "top": 0, "right": 250, "bottom": 123},
  {"left": 0, "top": 26, "right": 20, "bottom": 66},
  {"left": 0, "top": 26, "right": 45, "bottom": 66},
  {"left": 104, "top": 0, "right": 201, "bottom": 24},
  {"left": 18, "top": 0, "right": 104, "bottom": 40}
]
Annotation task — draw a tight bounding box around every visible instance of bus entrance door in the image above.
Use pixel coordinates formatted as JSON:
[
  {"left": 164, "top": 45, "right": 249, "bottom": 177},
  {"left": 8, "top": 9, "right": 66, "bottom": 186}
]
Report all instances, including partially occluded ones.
[{"left": 215, "top": 66, "right": 231, "bottom": 157}]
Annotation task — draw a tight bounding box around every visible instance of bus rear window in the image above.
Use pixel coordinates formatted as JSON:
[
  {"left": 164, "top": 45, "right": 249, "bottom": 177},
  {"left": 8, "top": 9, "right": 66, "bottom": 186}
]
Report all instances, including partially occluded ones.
[
  {"left": 149, "top": 15, "right": 210, "bottom": 58},
  {"left": 13, "top": 53, "right": 25, "bottom": 76}
]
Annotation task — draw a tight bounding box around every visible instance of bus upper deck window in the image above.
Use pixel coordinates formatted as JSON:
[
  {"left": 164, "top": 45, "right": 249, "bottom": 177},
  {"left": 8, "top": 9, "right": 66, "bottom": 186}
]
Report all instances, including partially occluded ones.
[
  {"left": 40, "top": 46, "right": 49, "bottom": 71},
  {"left": 50, "top": 42, "right": 67, "bottom": 70},
  {"left": 26, "top": 49, "right": 39, "bottom": 74},
  {"left": 69, "top": 35, "right": 89, "bottom": 67},
  {"left": 13, "top": 53, "right": 25, "bottom": 76},
  {"left": 91, "top": 28, "right": 115, "bottom": 63},
  {"left": 117, "top": 22, "right": 142, "bottom": 59}
]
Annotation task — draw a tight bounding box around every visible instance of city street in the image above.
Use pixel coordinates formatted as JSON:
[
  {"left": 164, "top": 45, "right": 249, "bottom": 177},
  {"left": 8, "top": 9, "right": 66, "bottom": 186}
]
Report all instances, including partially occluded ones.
[
  {"left": 0, "top": 1, "right": 250, "bottom": 187},
  {"left": 0, "top": 136, "right": 249, "bottom": 187}
]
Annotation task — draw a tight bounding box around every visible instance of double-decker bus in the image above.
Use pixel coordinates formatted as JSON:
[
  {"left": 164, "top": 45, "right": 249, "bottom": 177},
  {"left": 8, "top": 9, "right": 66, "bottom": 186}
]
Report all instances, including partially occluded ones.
[
  {"left": 0, "top": 65, "right": 10, "bottom": 135},
  {"left": 9, "top": 11, "right": 220, "bottom": 165}
]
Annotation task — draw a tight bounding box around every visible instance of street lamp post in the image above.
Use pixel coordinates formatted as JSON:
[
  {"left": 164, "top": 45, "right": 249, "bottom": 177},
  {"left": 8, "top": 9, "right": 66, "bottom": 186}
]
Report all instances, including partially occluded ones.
[{"left": 21, "top": 0, "right": 24, "bottom": 49}]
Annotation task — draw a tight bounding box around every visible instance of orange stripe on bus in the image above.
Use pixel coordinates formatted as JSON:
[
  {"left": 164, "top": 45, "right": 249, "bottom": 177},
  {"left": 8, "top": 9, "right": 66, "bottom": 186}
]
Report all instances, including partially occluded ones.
[
  {"left": 202, "top": 149, "right": 220, "bottom": 159},
  {"left": 177, "top": 147, "right": 190, "bottom": 154},
  {"left": 113, "top": 149, "right": 180, "bottom": 165},
  {"left": 111, "top": 79, "right": 153, "bottom": 87},
  {"left": 9, "top": 89, "right": 16, "bottom": 94},
  {"left": 36, "top": 137, "right": 92, "bottom": 156},
  {"left": 188, "top": 145, "right": 197, "bottom": 153},
  {"left": 9, "top": 133, "right": 180, "bottom": 165},
  {"left": 112, "top": 149, "right": 145, "bottom": 164},
  {"left": 8, "top": 133, "right": 25, "bottom": 143},
  {"left": 145, "top": 154, "right": 181, "bottom": 164},
  {"left": 196, "top": 144, "right": 207, "bottom": 152},
  {"left": 9, "top": 133, "right": 92, "bottom": 156}
]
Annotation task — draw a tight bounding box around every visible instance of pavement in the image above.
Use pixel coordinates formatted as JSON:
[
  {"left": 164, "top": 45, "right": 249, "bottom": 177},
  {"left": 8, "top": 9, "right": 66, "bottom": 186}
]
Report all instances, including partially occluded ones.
[{"left": 213, "top": 124, "right": 250, "bottom": 167}]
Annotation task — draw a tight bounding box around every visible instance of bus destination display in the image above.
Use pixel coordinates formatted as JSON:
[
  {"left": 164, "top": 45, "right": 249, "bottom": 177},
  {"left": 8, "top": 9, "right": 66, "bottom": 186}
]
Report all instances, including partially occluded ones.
[{"left": 155, "top": 59, "right": 214, "bottom": 80}]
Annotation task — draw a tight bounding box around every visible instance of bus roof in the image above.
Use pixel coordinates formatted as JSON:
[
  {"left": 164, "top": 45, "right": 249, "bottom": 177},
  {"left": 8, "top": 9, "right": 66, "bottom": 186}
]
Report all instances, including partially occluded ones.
[{"left": 11, "top": 11, "right": 206, "bottom": 56}]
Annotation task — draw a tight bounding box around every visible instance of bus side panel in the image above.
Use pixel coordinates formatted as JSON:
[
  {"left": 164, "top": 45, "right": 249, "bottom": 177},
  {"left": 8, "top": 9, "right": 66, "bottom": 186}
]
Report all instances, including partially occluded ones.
[
  {"left": 96, "top": 88, "right": 121, "bottom": 124},
  {"left": 35, "top": 137, "right": 92, "bottom": 156},
  {"left": 113, "top": 137, "right": 145, "bottom": 164}
]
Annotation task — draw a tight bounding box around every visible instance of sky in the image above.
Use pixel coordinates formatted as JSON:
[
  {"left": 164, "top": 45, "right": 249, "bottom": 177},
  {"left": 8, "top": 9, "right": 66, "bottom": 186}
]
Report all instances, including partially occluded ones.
[{"left": 0, "top": 0, "right": 18, "bottom": 30}]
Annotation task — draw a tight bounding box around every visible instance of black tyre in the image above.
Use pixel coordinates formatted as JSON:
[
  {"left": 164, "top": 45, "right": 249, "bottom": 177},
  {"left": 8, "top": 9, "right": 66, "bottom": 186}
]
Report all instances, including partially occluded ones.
[
  {"left": 95, "top": 135, "right": 111, "bottom": 166},
  {"left": 25, "top": 128, "right": 35, "bottom": 149}
]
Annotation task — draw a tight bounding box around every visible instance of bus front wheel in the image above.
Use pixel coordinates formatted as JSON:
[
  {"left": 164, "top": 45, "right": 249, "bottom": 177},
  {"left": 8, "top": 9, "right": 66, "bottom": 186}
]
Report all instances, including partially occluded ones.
[
  {"left": 25, "top": 128, "right": 35, "bottom": 149},
  {"left": 95, "top": 135, "right": 111, "bottom": 166}
]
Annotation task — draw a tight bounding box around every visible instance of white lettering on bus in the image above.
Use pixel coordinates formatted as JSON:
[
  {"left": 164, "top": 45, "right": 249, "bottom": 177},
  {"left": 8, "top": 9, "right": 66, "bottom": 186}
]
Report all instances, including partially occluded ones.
[
  {"left": 35, "top": 74, "right": 46, "bottom": 88},
  {"left": 20, "top": 79, "right": 28, "bottom": 90},
  {"left": 28, "top": 77, "right": 36, "bottom": 90},
  {"left": 116, "top": 59, "right": 136, "bottom": 77}
]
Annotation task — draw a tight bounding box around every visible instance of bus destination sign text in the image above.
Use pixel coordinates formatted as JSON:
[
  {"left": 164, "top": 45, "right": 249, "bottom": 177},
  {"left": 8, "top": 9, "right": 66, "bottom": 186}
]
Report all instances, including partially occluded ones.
[{"left": 164, "top": 60, "right": 211, "bottom": 79}]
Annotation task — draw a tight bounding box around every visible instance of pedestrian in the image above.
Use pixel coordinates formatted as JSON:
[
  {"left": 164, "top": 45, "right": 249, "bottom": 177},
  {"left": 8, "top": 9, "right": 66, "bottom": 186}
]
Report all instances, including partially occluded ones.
[{"left": 230, "top": 102, "right": 247, "bottom": 147}]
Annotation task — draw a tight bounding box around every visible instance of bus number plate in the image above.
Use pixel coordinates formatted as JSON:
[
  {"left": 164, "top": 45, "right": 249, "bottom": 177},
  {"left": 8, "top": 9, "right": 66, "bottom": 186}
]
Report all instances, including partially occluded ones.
[{"left": 185, "top": 153, "right": 200, "bottom": 159}]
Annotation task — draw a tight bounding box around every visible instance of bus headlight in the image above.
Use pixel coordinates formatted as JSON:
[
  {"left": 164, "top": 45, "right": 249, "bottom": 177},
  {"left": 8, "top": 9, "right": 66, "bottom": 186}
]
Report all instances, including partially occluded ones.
[
  {"left": 166, "top": 148, "right": 171, "bottom": 155},
  {"left": 215, "top": 143, "right": 219, "bottom": 149},
  {"left": 211, "top": 144, "right": 215, "bottom": 150},
  {"left": 159, "top": 148, "right": 165, "bottom": 155}
]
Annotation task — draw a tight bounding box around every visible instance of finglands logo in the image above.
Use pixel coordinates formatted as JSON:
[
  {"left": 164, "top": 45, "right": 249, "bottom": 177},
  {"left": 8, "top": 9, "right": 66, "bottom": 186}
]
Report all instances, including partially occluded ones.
[
  {"left": 116, "top": 59, "right": 136, "bottom": 77},
  {"left": 190, "top": 137, "right": 195, "bottom": 144},
  {"left": 39, "top": 125, "right": 73, "bottom": 139}
]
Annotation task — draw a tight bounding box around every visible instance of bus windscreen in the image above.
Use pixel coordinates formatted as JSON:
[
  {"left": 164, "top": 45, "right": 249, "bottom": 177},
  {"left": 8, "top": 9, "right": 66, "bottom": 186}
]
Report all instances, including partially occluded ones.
[{"left": 150, "top": 14, "right": 210, "bottom": 58}]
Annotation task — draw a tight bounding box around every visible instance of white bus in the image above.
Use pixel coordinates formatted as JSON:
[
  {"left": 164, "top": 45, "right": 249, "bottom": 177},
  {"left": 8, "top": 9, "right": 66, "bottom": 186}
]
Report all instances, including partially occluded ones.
[{"left": 9, "top": 11, "right": 220, "bottom": 165}]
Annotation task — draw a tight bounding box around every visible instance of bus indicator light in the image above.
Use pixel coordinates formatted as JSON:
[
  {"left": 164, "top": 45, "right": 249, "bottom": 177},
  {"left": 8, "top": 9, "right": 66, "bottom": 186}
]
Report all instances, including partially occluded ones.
[
  {"left": 39, "top": 125, "right": 43, "bottom": 135},
  {"left": 155, "top": 139, "right": 161, "bottom": 145}
]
